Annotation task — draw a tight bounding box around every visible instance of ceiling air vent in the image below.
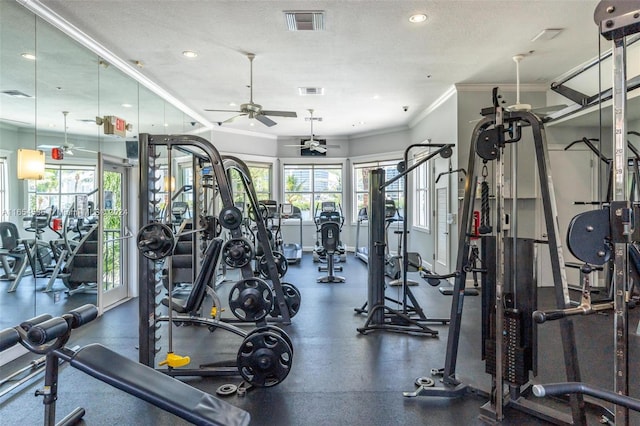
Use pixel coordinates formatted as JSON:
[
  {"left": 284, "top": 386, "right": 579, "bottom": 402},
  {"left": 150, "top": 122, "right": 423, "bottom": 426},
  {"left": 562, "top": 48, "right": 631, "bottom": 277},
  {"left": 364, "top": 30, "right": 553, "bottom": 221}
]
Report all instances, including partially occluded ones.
[
  {"left": 285, "top": 11, "right": 325, "bottom": 31},
  {"left": 1, "top": 90, "right": 33, "bottom": 98},
  {"left": 298, "top": 87, "right": 325, "bottom": 96}
]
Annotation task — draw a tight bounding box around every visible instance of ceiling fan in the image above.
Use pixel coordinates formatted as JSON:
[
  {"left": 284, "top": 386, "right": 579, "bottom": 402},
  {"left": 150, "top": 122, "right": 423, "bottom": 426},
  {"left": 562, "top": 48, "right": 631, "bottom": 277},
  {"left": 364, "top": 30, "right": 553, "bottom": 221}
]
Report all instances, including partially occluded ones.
[
  {"left": 508, "top": 54, "right": 566, "bottom": 116},
  {"left": 205, "top": 53, "right": 297, "bottom": 127},
  {"left": 469, "top": 54, "right": 566, "bottom": 123},
  {"left": 286, "top": 109, "right": 340, "bottom": 153},
  {"left": 38, "top": 111, "right": 95, "bottom": 157}
]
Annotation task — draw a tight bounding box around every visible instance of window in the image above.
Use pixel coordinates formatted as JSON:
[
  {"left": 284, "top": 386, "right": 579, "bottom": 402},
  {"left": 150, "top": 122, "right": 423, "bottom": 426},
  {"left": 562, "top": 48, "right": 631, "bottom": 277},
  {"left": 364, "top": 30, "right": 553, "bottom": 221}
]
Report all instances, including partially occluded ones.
[
  {"left": 28, "top": 165, "right": 96, "bottom": 215},
  {"left": 229, "top": 162, "right": 272, "bottom": 211},
  {"left": 353, "top": 160, "right": 404, "bottom": 220},
  {"left": 414, "top": 156, "right": 430, "bottom": 231},
  {"left": 0, "top": 158, "right": 6, "bottom": 219},
  {"left": 283, "top": 164, "right": 343, "bottom": 220}
]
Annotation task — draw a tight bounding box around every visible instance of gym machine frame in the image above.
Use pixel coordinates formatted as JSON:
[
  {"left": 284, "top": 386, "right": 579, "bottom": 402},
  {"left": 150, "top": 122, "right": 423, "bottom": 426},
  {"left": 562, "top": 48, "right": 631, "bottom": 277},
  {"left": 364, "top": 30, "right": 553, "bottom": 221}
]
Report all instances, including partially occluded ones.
[
  {"left": 403, "top": 90, "right": 588, "bottom": 425},
  {"left": 534, "top": 3, "right": 640, "bottom": 425},
  {"left": 357, "top": 143, "right": 453, "bottom": 336},
  {"left": 138, "top": 134, "right": 293, "bottom": 371}
]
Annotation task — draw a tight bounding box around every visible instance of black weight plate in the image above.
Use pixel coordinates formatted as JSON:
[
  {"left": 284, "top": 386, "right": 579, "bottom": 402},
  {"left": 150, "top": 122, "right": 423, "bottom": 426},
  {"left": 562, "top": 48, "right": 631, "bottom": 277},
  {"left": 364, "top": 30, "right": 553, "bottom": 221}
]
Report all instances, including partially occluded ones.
[
  {"left": 137, "top": 222, "right": 174, "bottom": 260},
  {"left": 236, "top": 330, "right": 292, "bottom": 387},
  {"left": 219, "top": 206, "right": 243, "bottom": 230},
  {"left": 222, "top": 237, "right": 253, "bottom": 268},
  {"left": 270, "top": 283, "right": 301, "bottom": 319},
  {"left": 228, "top": 277, "right": 273, "bottom": 322},
  {"left": 258, "top": 251, "right": 288, "bottom": 279},
  {"left": 246, "top": 325, "right": 294, "bottom": 356}
]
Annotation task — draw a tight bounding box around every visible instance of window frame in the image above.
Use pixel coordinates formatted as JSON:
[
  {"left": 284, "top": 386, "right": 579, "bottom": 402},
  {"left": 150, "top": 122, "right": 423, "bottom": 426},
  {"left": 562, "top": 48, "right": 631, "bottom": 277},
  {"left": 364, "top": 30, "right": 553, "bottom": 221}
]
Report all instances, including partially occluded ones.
[
  {"left": 412, "top": 151, "right": 431, "bottom": 232},
  {"left": 0, "top": 158, "right": 6, "bottom": 220},
  {"left": 352, "top": 158, "right": 404, "bottom": 224},
  {"left": 27, "top": 163, "right": 97, "bottom": 217},
  {"left": 282, "top": 162, "right": 344, "bottom": 222}
]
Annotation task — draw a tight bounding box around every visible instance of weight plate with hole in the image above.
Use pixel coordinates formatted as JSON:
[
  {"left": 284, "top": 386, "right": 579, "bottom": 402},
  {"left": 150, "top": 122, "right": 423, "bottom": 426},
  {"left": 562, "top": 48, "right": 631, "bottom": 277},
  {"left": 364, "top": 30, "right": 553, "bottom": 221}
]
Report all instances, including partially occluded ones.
[
  {"left": 222, "top": 237, "right": 253, "bottom": 268},
  {"left": 236, "top": 330, "right": 293, "bottom": 387},
  {"left": 216, "top": 384, "right": 238, "bottom": 396},
  {"left": 219, "top": 206, "right": 243, "bottom": 230},
  {"left": 246, "top": 325, "right": 294, "bottom": 356},
  {"left": 136, "top": 222, "right": 175, "bottom": 260},
  {"left": 248, "top": 203, "right": 269, "bottom": 223},
  {"left": 270, "top": 283, "right": 301, "bottom": 319},
  {"left": 415, "top": 377, "right": 435, "bottom": 387},
  {"left": 228, "top": 277, "right": 273, "bottom": 322},
  {"left": 258, "top": 251, "right": 288, "bottom": 279}
]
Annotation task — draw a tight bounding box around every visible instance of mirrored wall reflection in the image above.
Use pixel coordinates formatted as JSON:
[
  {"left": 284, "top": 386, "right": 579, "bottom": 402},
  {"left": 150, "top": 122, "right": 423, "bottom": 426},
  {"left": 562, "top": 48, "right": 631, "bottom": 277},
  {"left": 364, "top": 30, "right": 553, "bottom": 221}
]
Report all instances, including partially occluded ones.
[
  {"left": 0, "top": 0, "right": 37, "bottom": 329},
  {"left": 0, "top": 1, "right": 205, "bottom": 333}
]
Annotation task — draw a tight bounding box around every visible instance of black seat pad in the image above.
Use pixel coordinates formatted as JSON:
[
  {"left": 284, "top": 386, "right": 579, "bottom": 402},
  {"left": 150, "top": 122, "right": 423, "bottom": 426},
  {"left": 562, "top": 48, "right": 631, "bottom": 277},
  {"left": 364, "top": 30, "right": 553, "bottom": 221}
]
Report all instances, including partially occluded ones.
[
  {"left": 162, "top": 238, "right": 223, "bottom": 314},
  {"left": 68, "top": 343, "right": 250, "bottom": 426}
]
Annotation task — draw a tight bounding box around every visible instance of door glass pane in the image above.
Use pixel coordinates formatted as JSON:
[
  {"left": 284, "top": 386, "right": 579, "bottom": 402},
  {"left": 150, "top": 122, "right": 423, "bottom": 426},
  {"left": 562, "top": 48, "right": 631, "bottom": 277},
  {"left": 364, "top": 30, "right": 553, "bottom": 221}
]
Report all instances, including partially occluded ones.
[{"left": 103, "top": 170, "right": 122, "bottom": 291}]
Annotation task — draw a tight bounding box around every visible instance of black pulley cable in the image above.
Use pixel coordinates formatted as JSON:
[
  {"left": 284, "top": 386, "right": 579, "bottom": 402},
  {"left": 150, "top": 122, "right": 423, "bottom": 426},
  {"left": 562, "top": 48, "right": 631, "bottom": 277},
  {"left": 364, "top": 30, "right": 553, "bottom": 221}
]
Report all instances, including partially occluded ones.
[{"left": 479, "top": 164, "right": 492, "bottom": 234}]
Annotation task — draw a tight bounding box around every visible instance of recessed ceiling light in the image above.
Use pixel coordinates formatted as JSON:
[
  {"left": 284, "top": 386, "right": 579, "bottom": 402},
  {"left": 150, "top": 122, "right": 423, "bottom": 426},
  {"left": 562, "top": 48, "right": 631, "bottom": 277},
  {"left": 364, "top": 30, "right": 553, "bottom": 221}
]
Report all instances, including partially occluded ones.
[
  {"left": 409, "top": 13, "right": 427, "bottom": 23},
  {"left": 249, "top": 122, "right": 255, "bottom": 127},
  {"left": 21, "top": 53, "right": 36, "bottom": 60},
  {"left": 164, "top": 123, "right": 169, "bottom": 127},
  {"left": 182, "top": 50, "right": 198, "bottom": 58},
  {"left": 229, "top": 102, "right": 237, "bottom": 107},
  {"left": 121, "top": 103, "right": 132, "bottom": 108},
  {"left": 372, "top": 95, "right": 380, "bottom": 100}
]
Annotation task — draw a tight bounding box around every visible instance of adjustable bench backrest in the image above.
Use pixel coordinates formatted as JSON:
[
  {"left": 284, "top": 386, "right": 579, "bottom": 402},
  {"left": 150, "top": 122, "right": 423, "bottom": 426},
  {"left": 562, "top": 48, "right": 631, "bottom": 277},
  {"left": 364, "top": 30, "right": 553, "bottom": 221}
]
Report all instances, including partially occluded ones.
[
  {"left": 68, "top": 343, "right": 250, "bottom": 426},
  {"left": 163, "top": 238, "right": 223, "bottom": 314}
]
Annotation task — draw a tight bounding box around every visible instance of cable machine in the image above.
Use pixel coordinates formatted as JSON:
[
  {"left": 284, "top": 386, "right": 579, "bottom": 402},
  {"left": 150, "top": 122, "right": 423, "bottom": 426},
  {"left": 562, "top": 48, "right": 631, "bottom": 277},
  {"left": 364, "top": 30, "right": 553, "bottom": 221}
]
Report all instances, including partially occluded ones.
[
  {"left": 533, "top": 3, "right": 640, "bottom": 425},
  {"left": 357, "top": 142, "right": 454, "bottom": 336},
  {"left": 402, "top": 87, "right": 589, "bottom": 424}
]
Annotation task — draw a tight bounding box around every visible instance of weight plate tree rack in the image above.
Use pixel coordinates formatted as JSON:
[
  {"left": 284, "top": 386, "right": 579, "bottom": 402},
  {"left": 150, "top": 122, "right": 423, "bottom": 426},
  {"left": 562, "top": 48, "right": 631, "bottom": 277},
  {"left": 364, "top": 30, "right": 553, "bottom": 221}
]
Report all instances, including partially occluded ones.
[
  {"left": 138, "top": 134, "right": 294, "bottom": 371},
  {"left": 222, "top": 156, "right": 297, "bottom": 320},
  {"left": 403, "top": 90, "right": 588, "bottom": 425}
]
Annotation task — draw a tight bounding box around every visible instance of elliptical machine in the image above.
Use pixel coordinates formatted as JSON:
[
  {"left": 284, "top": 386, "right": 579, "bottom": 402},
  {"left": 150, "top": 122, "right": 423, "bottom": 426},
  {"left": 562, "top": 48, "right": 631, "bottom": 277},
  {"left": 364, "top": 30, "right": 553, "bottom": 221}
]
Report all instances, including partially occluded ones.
[
  {"left": 312, "top": 201, "right": 346, "bottom": 263},
  {"left": 315, "top": 201, "right": 345, "bottom": 283}
]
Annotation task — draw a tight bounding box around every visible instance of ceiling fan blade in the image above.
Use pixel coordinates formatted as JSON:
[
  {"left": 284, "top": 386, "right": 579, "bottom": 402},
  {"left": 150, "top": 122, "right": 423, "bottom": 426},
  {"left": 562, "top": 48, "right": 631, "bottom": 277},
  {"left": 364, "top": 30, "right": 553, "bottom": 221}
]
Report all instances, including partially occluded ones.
[
  {"left": 38, "top": 144, "right": 58, "bottom": 149},
  {"left": 531, "top": 104, "right": 568, "bottom": 114},
  {"left": 255, "top": 114, "right": 277, "bottom": 127},
  {"left": 75, "top": 147, "right": 97, "bottom": 154},
  {"left": 223, "top": 113, "right": 247, "bottom": 123},
  {"left": 311, "top": 145, "right": 327, "bottom": 153},
  {"left": 261, "top": 110, "right": 297, "bottom": 118},
  {"left": 204, "top": 109, "right": 243, "bottom": 113}
]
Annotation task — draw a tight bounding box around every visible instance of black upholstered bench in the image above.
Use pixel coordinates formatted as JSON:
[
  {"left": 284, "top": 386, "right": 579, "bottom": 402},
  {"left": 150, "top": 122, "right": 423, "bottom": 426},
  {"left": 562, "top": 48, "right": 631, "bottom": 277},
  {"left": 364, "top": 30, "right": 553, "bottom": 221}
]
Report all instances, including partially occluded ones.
[{"left": 68, "top": 343, "right": 250, "bottom": 426}]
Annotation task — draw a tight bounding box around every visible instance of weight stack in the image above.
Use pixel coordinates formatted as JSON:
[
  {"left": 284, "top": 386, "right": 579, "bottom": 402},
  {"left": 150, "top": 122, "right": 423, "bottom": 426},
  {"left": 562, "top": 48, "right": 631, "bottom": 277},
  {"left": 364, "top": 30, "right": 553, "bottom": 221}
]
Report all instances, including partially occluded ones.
[
  {"left": 482, "top": 236, "right": 537, "bottom": 385},
  {"left": 484, "top": 309, "right": 531, "bottom": 386}
]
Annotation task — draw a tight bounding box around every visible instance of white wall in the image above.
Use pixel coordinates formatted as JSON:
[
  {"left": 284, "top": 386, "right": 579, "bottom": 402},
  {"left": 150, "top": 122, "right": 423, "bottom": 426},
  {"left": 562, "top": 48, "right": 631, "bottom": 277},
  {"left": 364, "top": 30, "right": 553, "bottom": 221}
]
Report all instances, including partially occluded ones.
[{"left": 407, "top": 92, "right": 458, "bottom": 271}]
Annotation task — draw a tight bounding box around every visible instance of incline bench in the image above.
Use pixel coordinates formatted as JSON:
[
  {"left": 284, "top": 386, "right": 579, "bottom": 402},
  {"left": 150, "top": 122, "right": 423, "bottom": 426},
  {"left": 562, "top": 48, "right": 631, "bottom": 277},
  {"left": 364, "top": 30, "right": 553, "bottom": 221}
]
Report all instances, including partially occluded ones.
[{"left": 0, "top": 304, "right": 250, "bottom": 426}]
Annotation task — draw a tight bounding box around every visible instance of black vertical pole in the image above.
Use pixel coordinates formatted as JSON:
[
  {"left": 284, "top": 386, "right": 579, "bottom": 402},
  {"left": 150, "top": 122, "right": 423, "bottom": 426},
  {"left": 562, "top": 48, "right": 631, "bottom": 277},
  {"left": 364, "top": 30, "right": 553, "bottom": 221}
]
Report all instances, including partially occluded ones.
[
  {"left": 138, "top": 133, "right": 154, "bottom": 366},
  {"left": 368, "top": 168, "right": 386, "bottom": 325}
]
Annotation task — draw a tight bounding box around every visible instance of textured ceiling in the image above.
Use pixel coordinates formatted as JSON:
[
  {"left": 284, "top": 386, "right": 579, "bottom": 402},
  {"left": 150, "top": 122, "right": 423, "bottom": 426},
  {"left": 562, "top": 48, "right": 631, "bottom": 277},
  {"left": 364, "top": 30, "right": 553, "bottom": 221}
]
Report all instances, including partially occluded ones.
[{"left": 10, "top": 0, "right": 608, "bottom": 138}]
